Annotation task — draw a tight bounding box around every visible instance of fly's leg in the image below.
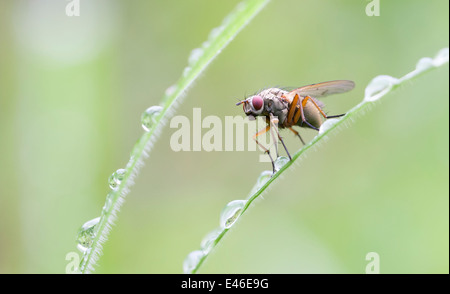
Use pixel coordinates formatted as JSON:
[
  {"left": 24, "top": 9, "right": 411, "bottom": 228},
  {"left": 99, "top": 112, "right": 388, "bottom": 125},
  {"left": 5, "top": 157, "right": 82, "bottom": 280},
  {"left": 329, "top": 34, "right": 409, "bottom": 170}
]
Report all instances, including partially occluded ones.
[
  {"left": 326, "top": 113, "right": 346, "bottom": 118},
  {"left": 269, "top": 113, "right": 292, "bottom": 160},
  {"left": 286, "top": 94, "right": 300, "bottom": 126},
  {"left": 292, "top": 96, "right": 319, "bottom": 131},
  {"left": 277, "top": 133, "right": 291, "bottom": 160},
  {"left": 286, "top": 94, "right": 318, "bottom": 130},
  {"left": 253, "top": 124, "right": 276, "bottom": 173},
  {"left": 301, "top": 96, "right": 346, "bottom": 119},
  {"left": 288, "top": 127, "right": 306, "bottom": 145},
  {"left": 268, "top": 114, "right": 279, "bottom": 158}
]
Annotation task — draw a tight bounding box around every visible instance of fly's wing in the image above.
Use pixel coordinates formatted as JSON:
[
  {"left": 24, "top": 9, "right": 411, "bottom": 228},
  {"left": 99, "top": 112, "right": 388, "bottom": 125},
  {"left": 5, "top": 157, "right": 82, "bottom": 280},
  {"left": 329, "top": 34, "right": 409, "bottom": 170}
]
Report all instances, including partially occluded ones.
[{"left": 286, "top": 80, "right": 355, "bottom": 101}]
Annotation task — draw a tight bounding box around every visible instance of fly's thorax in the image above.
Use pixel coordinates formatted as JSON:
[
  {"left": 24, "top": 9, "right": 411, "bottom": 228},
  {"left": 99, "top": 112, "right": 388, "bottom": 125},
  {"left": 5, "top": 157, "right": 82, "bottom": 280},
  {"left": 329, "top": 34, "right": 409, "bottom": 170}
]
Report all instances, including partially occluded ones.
[
  {"left": 257, "top": 88, "right": 289, "bottom": 127},
  {"left": 257, "top": 87, "right": 288, "bottom": 100}
]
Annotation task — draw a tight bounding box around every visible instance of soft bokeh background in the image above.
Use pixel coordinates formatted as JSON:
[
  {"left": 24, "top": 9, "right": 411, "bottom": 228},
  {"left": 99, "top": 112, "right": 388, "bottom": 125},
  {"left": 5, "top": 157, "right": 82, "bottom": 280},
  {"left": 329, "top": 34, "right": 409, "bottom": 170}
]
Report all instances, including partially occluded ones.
[{"left": 0, "top": 0, "right": 448, "bottom": 274}]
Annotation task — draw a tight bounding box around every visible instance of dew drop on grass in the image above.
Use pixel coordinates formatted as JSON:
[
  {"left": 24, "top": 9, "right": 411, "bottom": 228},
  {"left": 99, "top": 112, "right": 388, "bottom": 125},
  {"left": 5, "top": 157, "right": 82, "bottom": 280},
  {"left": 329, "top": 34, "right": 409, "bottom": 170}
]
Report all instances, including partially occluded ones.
[
  {"left": 102, "top": 192, "right": 114, "bottom": 214},
  {"left": 208, "top": 27, "right": 223, "bottom": 41},
  {"left": 415, "top": 57, "right": 434, "bottom": 71},
  {"left": 183, "top": 250, "right": 205, "bottom": 274},
  {"left": 108, "top": 168, "right": 126, "bottom": 191},
  {"left": 318, "top": 118, "right": 340, "bottom": 136},
  {"left": 200, "top": 228, "right": 223, "bottom": 255},
  {"left": 364, "top": 75, "right": 399, "bottom": 102},
  {"left": 165, "top": 84, "right": 177, "bottom": 96},
  {"left": 433, "top": 47, "right": 449, "bottom": 66},
  {"left": 219, "top": 200, "right": 247, "bottom": 229},
  {"left": 248, "top": 170, "right": 273, "bottom": 198},
  {"left": 256, "top": 170, "right": 273, "bottom": 188},
  {"left": 182, "top": 66, "right": 191, "bottom": 77},
  {"left": 76, "top": 217, "right": 100, "bottom": 253},
  {"left": 188, "top": 48, "right": 204, "bottom": 65},
  {"left": 141, "top": 106, "right": 163, "bottom": 132},
  {"left": 274, "top": 156, "right": 289, "bottom": 172}
]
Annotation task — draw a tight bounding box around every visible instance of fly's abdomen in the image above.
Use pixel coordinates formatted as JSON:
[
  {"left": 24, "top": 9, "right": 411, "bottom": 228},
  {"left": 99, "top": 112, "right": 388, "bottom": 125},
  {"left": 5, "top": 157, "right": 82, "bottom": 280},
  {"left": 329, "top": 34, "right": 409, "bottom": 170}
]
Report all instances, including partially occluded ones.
[{"left": 296, "top": 99, "right": 323, "bottom": 129}]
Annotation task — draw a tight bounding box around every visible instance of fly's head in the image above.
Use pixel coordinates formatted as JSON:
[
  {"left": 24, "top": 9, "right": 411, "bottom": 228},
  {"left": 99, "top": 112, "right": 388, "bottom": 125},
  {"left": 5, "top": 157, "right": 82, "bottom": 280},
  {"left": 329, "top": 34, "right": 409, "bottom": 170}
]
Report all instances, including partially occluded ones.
[
  {"left": 236, "top": 95, "right": 265, "bottom": 121},
  {"left": 236, "top": 88, "right": 288, "bottom": 121}
]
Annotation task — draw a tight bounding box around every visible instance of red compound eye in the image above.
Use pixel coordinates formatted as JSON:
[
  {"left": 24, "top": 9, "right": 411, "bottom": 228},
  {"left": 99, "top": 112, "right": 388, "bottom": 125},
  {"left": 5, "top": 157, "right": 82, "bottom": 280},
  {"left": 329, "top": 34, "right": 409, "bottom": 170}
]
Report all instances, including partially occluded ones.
[{"left": 251, "top": 96, "right": 263, "bottom": 111}]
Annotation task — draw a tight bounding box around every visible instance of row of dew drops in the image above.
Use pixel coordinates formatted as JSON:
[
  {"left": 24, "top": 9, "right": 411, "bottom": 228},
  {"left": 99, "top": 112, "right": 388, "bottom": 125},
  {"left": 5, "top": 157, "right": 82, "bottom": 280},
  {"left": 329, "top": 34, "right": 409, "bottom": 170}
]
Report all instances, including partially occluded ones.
[
  {"left": 74, "top": 3, "right": 251, "bottom": 271},
  {"left": 181, "top": 116, "right": 346, "bottom": 274},
  {"left": 75, "top": 28, "right": 447, "bottom": 274},
  {"left": 76, "top": 105, "right": 166, "bottom": 271},
  {"left": 182, "top": 157, "right": 288, "bottom": 274},
  {"left": 364, "top": 47, "right": 449, "bottom": 102},
  {"left": 181, "top": 47, "right": 449, "bottom": 274}
]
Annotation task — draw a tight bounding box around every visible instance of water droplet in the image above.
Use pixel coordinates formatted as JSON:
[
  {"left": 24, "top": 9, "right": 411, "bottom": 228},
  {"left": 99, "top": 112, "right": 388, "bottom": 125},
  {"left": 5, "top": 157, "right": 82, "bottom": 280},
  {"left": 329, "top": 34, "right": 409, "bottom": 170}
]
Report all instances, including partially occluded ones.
[
  {"left": 256, "top": 170, "right": 273, "bottom": 188},
  {"left": 164, "top": 84, "right": 177, "bottom": 96},
  {"left": 183, "top": 250, "right": 204, "bottom": 274},
  {"left": 200, "top": 228, "right": 223, "bottom": 255},
  {"left": 126, "top": 155, "right": 135, "bottom": 169},
  {"left": 141, "top": 105, "right": 163, "bottom": 132},
  {"left": 188, "top": 48, "right": 204, "bottom": 65},
  {"left": 364, "top": 75, "right": 399, "bottom": 102},
  {"left": 318, "top": 118, "right": 340, "bottom": 135},
  {"left": 249, "top": 170, "right": 274, "bottom": 196},
  {"left": 76, "top": 217, "right": 100, "bottom": 253},
  {"left": 182, "top": 66, "right": 191, "bottom": 78},
  {"left": 415, "top": 57, "right": 434, "bottom": 71},
  {"left": 235, "top": 1, "right": 247, "bottom": 12},
  {"left": 220, "top": 200, "right": 246, "bottom": 229},
  {"left": 208, "top": 27, "right": 223, "bottom": 41},
  {"left": 274, "top": 156, "right": 289, "bottom": 172},
  {"left": 102, "top": 192, "right": 114, "bottom": 214},
  {"left": 108, "top": 168, "right": 126, "bottom": 190},
  {"left": 433, "top": 47, "right": 449, "bottom": 66}
]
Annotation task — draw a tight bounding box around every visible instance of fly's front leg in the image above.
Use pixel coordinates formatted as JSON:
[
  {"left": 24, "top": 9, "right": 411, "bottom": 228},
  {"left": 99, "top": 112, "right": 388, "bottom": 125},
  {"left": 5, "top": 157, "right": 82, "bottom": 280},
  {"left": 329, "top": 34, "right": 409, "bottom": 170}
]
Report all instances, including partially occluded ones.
[
  {"left": 253, "top": 124, "right": 276, "bottom": 173},
  {"left": 268, "top": 114, "right": 279, "bottom": 158},
  {"left": 269, "top": 113, "right": 292, "bottom": 161}
]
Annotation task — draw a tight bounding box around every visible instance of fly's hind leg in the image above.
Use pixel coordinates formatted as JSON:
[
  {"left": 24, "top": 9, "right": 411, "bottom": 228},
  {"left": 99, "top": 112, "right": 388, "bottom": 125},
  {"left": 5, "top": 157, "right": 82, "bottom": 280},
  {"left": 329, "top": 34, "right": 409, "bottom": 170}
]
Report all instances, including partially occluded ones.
[
  {"left": 288, "top": 127, "right": 306, "bottom": 145},
  {"left": 301, "top": 96, "right": 346, "bottom": 119},
  {"left": 326, "top": 113, "right": 346, "bottom": 118},
  {"left": 287, "top": 94, "right": 319, "bottom": 131}
]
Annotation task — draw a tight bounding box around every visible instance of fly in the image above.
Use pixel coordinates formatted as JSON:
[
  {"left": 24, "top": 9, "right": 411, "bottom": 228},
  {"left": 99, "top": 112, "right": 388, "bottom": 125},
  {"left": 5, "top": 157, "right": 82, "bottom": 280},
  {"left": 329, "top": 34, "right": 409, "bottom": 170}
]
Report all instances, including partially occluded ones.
[{"left": 236, "top": 80, "right": 355, "bottom": 172}]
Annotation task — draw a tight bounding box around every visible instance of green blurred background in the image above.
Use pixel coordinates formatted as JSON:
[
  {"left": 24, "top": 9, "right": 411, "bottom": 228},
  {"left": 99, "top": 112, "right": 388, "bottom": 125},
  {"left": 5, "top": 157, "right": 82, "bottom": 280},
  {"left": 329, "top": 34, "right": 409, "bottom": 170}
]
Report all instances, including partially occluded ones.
[{"left": 0, "top": 0, "right": 448, "bottom": 274}]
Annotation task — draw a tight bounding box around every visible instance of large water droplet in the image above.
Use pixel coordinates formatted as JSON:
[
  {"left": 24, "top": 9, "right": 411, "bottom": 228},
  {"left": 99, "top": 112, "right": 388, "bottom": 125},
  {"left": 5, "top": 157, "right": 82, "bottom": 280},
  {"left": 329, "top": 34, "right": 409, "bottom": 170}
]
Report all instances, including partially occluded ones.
[
  {"left": 200, "top": 228, "right": 223, "bottom": 255},
  {"left": 318, "top": 118, "right": 340, "bottom": 136},
  {"left": 76, "top": 217, "right": 100, "bottom": 253},
  {"left": 248, "top": 170, "right": 273, "bottom": 197},
  {"left": 220, "top": 200, "right": 246, "bottom": 229},
  {"left": 183, "top": 250, "right": 204, "bottom": 274},
  {"left": 415, "top": 57, "right": 434, "bottom": 71},
  {"left": 108, "top": 168, "right": 126, "bottom": 191},
  {"left": 274, "top": 156, "right": 289, "bottom": 172},
  {"left": 364, "top": 75, "right": 399, "bottom": 102},
  {"left": 433, "top": 47, "right": 449, "bottom": 66},
  {"left": 257, "top": 170, "right": 273, "bottom": 187},
  {"left": 141, "top": 106, "right": 163, "bottom": 132},
  {"left": 188, "top": 48, "right": 204, "bottom": 65}
]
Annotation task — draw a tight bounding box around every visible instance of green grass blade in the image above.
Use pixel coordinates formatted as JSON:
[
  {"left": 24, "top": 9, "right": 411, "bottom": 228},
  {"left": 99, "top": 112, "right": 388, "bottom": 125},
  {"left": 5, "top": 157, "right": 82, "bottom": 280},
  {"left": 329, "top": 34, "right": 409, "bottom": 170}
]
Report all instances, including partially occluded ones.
[
  {"left": 77, "top": 0, "right": 271, "bottom": 274},
  {"left": 184, "top": 47, "right": 449, "bottom": 274}
]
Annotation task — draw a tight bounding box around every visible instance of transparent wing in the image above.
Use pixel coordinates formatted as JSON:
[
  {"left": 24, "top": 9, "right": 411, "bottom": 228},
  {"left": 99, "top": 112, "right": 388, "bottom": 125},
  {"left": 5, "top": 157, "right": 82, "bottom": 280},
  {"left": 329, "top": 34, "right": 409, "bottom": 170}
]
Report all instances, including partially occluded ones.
[{"left": 288, "top": 80, "right": 355, "bottom": 98}]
